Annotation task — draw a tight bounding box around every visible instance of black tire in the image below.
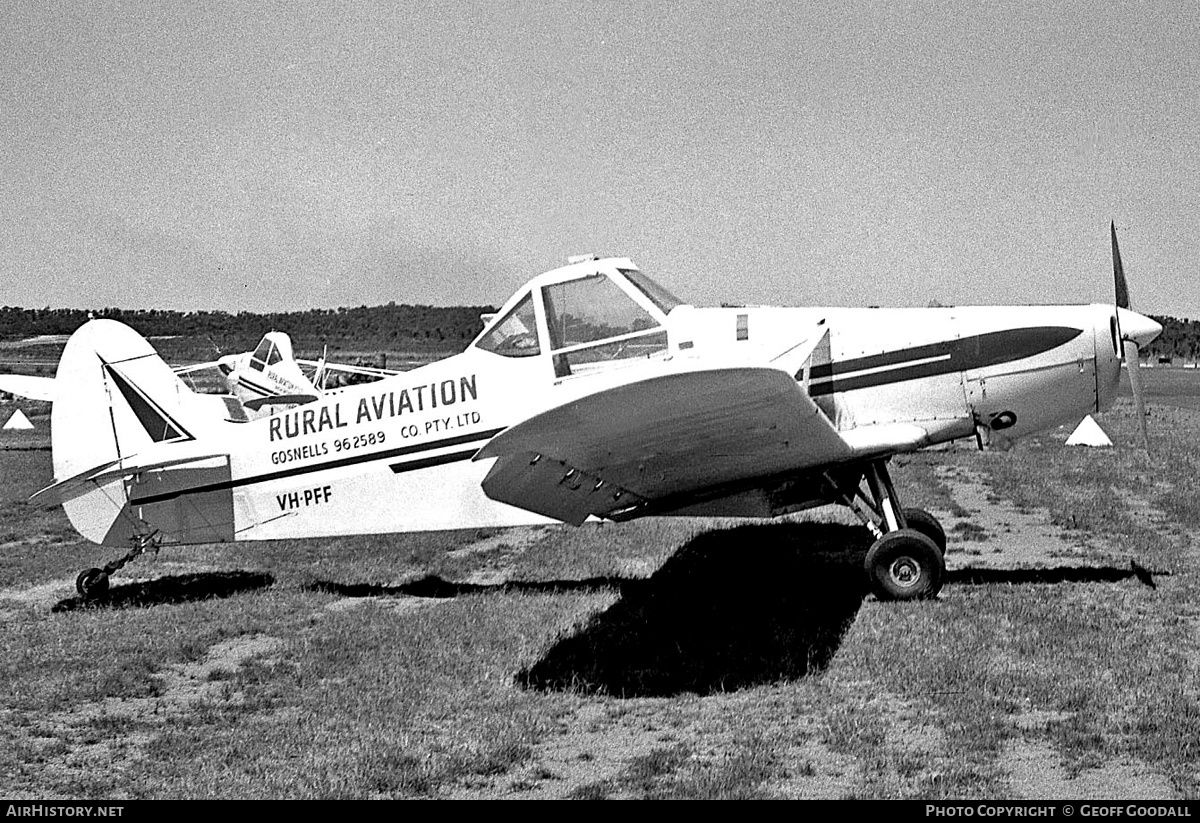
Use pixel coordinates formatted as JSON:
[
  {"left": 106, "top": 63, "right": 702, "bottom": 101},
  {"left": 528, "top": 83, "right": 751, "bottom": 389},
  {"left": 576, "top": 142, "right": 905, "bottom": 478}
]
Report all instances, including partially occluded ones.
[
  {"left": 901, "top": 507, "right": 946, "bottom": 555},
  {"left": 76, "top": 568, "right": 110, "bottom": 599},
  {"left": 864, "top": 529, "right": 945, "bottom": 601}
]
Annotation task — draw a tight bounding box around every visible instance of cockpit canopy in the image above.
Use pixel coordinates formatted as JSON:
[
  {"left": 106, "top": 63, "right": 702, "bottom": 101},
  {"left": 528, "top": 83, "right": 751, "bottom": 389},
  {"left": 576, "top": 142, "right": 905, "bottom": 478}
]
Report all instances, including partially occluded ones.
[
  {"left": 249, "top": 332, "right": 294, "bottom": 373},
  {"left": 474, "top": 260, "right": 683, "bottom": 378}
]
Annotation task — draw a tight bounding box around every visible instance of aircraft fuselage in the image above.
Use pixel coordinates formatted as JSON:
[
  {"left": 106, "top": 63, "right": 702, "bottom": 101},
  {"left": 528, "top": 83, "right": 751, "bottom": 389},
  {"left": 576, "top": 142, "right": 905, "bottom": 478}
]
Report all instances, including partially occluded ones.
[
  {"left": 49, "top": 258, "right": 1154, "bottom": 548},
  {"left": 106, "top": 308, "right": 1118, "bottom": 544}
]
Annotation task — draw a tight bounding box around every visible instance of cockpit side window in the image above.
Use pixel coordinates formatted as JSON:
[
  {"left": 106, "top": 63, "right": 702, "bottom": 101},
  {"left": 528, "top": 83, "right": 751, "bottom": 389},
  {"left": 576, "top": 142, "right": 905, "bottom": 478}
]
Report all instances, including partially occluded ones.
[
  {"left": 542, "top": 274, "right": 668, "bottom": 377},
  {"left": 543, "top": 274, "right": 659, "bottom": 349},
  {"left": 475, "top": 292, "right": 541, "bottom": 358},
  {"left": 251, "top": 338, "right": 273, "bottom": 362},
  {"left": 250, "top": 338, "right": 273, "bottom": 372}
]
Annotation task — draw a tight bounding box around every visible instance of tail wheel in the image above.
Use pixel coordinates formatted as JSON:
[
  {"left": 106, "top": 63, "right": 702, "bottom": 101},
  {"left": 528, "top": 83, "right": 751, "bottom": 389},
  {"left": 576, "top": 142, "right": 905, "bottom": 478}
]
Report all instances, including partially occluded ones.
[
  {"left": 901, "top": 507, "right": 946, "bottom": 555},
  {"left": 865, "top": 529, "right": 944, "bottom": 601},
  {"left": 76, "top": 568, "right": 110, "bottom": 599}
]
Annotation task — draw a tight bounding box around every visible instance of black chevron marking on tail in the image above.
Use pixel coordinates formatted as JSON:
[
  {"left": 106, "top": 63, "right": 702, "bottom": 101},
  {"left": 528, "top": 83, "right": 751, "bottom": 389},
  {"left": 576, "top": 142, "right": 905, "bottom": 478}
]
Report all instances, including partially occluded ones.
[{"left": 102, "top": 358, "right": 193, "bottom": 443}]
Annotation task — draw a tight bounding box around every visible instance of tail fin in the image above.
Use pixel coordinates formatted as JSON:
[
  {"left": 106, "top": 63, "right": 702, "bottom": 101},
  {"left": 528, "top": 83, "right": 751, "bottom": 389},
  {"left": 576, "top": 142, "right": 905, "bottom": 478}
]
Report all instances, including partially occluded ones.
[
  {"left": 49, "top": 320, "right": 232, "bottom": 545},
  {"left": 52, "top": 320, "right": 207, "bottom": 477}
]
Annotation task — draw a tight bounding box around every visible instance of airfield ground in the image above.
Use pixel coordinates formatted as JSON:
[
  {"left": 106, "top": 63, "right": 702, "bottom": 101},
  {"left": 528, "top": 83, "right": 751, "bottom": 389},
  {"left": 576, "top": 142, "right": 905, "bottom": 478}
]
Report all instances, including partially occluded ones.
[{"left": 0, "top": 370, "right": 1198, "bottom": 799}]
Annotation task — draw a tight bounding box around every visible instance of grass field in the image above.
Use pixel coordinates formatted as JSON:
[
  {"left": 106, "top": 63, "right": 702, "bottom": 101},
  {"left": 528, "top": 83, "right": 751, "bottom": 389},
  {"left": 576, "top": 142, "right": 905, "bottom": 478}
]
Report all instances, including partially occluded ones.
[{"left": 1, "top": 372, "right": 1198, "bottom": 799}]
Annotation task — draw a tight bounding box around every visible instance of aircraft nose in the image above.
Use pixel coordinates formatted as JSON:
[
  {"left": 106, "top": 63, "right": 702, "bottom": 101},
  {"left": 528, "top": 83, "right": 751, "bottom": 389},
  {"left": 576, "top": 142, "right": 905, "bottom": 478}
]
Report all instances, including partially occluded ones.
[{"left": 1117, "top": 307, "right": 1163, "bottom": 347}]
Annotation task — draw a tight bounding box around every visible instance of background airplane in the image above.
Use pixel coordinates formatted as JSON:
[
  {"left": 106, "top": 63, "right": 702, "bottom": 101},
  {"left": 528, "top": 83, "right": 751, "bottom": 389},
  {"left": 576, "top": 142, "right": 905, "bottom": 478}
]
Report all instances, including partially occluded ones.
[
  {"left": 174, "top": 331, "right": 322, "bottom": 413},
  {"left": 200, "top": 332, "right": 401, "bottom": 412},
  {"left": 32, "top": 226, "right": 1160, "bottom": 604}
]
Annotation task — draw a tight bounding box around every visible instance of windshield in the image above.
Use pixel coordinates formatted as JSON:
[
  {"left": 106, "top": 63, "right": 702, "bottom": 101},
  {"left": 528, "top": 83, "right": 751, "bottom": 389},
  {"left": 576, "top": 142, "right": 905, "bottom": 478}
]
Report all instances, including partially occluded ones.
[
  {"left": 475, "top": 292, "right": 541, "bottom": 357},
  {"left": 622, "top": 269, "right": 683, "bottom": 314}
]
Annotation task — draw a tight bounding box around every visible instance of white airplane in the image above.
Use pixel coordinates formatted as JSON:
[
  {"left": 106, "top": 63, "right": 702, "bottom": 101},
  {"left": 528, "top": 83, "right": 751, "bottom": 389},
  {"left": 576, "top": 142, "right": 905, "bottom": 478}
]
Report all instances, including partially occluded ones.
[
  {"left": 32, "top": 227, "right": 1161, "bottom": 601},
  {"left": 199, "top": 332, "right": 401, "bottom": 413},
  {"left": 181, "top": 331, "right": 322, "bottom": 412}
]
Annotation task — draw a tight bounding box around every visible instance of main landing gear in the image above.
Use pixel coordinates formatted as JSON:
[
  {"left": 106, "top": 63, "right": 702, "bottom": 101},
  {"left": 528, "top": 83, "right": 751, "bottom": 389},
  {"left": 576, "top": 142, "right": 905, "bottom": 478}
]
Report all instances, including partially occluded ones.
[
  {"left": 74, "top": 529, "right": 161, "bottom": 600},
  {"left": 825, "top": 459, "right": 947, "bottom": 601}
]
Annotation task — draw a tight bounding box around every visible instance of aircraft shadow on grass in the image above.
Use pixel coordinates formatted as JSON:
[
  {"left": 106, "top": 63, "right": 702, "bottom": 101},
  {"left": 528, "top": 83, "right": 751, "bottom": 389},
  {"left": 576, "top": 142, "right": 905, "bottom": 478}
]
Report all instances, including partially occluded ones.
[
  {"left": 48, "top": 525, "right": 1157, "bottom": 699},
  {"left": 948, "top": 566, "right": 1158, "bottom": 587},
  {"left": 51, "top": 570, "right": 275, "bottom": 612},
  {"left": 305, "top": 521, "right": 1161, "bottom": 698},
  {"left": 303, "top": 575, "right": 626, "bottom": 599},
  {"left": 309, "top": 521, "right": 875, "bottom": 697}
]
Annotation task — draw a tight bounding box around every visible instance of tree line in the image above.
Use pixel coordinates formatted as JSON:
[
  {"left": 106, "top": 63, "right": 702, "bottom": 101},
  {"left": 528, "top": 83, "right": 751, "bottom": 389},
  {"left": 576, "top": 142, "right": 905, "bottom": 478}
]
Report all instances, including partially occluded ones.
[
  {"left": 1146, "top": 316, "right": 1200, "bottom": 363},
  {"left": 0, "top": 303, "right": 496, "bottom": 355}
]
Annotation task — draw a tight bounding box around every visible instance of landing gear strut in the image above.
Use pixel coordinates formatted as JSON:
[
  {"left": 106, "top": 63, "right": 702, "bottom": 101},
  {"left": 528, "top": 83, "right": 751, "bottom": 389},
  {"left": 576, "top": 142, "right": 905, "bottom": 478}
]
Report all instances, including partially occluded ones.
[
  {"left": 826, "top": 459, "right": 946, "bottom": 601},
  {"left": 74, "top": 529, "right": 161, "bottom": 600}
]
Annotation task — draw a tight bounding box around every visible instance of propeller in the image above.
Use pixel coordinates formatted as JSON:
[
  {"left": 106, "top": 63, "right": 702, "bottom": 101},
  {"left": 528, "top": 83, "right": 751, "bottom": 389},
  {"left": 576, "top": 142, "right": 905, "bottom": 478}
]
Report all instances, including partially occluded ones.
[{"left": 1111, "top": 221, "right": 1161, "bottom": 451}]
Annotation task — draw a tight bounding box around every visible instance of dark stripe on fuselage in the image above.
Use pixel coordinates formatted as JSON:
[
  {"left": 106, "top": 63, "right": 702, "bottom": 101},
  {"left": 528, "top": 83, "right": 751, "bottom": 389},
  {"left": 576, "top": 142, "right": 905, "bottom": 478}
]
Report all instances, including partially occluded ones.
[
  {"left": 128, "top": 427, "right": 506, "bottom": 507},
  {"left": 236, "top": 376, "right": 276, "bottom": 398},
  {"left": 390, "top": 449, "right": 481, "bottom": 474},
  {"left": 808, "top": 326, "right": 1082, "bottom": 397}
]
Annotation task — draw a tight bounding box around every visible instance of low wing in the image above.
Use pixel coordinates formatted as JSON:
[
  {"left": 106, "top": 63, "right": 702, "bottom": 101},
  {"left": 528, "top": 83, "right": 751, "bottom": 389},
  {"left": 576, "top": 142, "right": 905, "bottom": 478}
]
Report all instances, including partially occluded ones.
[
  {"left": 473, "top": 366, "right": 853, "bottom": 525},
  {"left": 0, "top": 374, "right": 57, "bottom": 402},
  {"left": 297, "top": 359, "right": 400, "bottom": 378},
  {"left": 298, "top": 358, "right": 401, "bottom": 390},
  {"left": 172, "top": 361, "right": 221, "bottom": 376},
  {"left": 243, "top": 393, "right": 320, "bottom": 411}
]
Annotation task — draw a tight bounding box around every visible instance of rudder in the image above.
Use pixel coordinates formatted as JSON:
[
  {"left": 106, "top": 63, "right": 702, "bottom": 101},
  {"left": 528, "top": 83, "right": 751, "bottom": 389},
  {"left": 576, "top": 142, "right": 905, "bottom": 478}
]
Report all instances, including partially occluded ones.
[{"left": 50, "top": 320, "right": 219, "bottom": 544}]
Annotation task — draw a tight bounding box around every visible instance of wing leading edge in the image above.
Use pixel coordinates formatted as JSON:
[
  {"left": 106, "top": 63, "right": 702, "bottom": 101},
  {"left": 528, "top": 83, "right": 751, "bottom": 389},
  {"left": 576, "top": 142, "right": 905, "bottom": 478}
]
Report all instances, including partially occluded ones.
[{"left": 474, "top": 366, "right": 852, "bottom": 525}]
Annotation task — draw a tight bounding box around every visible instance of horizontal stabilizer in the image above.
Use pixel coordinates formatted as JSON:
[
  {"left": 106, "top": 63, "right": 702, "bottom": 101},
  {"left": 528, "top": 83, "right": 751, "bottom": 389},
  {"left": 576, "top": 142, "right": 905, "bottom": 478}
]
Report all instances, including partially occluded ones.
[
  {"left": 30, "top": 459, "right": 123, "bottom": 509},
  {"left": 30, "top": 453, "right": 230, "bottom": 509}
]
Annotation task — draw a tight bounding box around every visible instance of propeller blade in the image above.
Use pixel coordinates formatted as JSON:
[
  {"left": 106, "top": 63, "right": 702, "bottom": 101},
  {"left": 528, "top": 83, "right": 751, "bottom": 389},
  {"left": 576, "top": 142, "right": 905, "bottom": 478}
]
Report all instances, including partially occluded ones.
[
  {"left": 1123, "top": 338, "right": 1150, "bottom": 451},
  {"left": 1111, "top": 223, "right": 1156, "bottom": 451},
  {"left": 1112, "top": 221, "right": 1131, "bottom": 310}
]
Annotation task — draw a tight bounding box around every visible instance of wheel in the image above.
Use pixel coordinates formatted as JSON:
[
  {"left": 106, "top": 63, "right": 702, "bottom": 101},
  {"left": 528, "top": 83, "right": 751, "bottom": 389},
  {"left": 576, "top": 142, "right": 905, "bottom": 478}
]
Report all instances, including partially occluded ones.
[
  {"left": 76, "top": 568, "right": 110, "bottom": 599},
  {"left": 901, "top": 507, "right": 946, "bottom": 555},
  {"left": 864, "top": 529, "right": 945, "bottom": 601}
]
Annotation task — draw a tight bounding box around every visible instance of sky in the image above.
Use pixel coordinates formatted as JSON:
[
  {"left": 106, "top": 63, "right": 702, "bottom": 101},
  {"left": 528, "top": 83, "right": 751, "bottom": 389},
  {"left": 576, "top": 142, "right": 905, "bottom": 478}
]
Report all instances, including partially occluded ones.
[{"left": 2, "top": 1, "right": 1198, "bottom": 318}]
